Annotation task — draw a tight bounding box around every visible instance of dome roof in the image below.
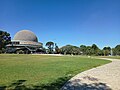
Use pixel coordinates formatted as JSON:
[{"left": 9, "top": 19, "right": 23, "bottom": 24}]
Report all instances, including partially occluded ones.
[{"left": 13, "top": 30, "right": 38, "bottom": 42}]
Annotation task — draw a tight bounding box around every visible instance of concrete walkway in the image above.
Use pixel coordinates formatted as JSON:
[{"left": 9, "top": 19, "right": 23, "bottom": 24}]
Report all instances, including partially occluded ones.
[{"left": 61, "top": 58, "right": 120, "bottom": 90}]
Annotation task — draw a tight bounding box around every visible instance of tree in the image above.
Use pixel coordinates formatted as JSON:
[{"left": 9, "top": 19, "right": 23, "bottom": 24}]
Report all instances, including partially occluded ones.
[
  {"left": 91, "top": 44, "right": 100, "bottom": 55},
  {"left": 0, "top": 30, "right": 11, "bottom": 53},
  {"left": 113, "top": 45, "right": 120, "bottom": 56},
  {"left": 86, "top": 46, "right": 93, "bottom": 55},
  {"left": 92, "top": 44, "right": 99, "bottom": 50},
  {"left": 80, "top": 45, "right": 87, "bottom": 55},
  {"left": 112, "top": 47, "right": 118, "bottom": 56},
  {"left": 71, "top": 46, "right": 81, "bottom": 55},
  {"left": 60, "top": 45, "right": 80, "bottom": 55},
  {"left": 55, "top": 43, "right": 60, "bottom": 54},
  {"left": 45, "top": 41, "right": 54, "bottom": 54},
  {"left": 103, "top": 46, "right": 111, "bottom": 56},
  {"left": 97, "top": 49, "right": 104, "bottom": 56},
  {"left": 60, "top": 45, "right": 72, "bottom": 55}
]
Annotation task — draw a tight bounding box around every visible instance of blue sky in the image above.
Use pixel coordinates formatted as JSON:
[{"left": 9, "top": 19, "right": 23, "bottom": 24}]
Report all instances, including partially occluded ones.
[{"left": 0, "top": 0, "right": 120, "bottom": 48}]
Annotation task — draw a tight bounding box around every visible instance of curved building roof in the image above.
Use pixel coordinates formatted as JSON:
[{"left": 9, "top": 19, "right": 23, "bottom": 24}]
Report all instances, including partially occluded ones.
[{"left": 13, "top": 30, "right": 38, "bottom": 42}]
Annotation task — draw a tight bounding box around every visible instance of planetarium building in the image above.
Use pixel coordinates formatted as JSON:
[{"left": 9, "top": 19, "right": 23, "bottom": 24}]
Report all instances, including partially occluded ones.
[{"left": 6, "top": 30, "right": 44, "bottom": 54}]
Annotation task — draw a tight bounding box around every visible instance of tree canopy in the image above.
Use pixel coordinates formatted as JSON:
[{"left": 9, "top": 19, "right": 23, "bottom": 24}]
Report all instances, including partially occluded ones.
[
  {"left": 0, "top": 30, "right": 11, "bottom": 53},
  {"left": 45, "top": 41, "right": 54, "bottom": 54},
  {"left": 113, "top": 45, "right": 120, "bottom": 56},
  {"left": 60, "top": 45, "right": 81, "bottom": 55}
]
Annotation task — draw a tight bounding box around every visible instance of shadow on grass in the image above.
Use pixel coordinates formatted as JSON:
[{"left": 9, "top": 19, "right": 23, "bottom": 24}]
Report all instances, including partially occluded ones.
[
  {"left": 0, "top": 80, "right": 27, "bottom": 90},
  {"left": 0, "top": 76, "right": 70, "bottom": 90},
  {"left": 0, "top": 76, "right": 111, "bottom": 90}
]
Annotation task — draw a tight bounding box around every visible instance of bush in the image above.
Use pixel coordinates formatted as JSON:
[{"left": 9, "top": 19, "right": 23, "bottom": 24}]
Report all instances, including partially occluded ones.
[
  {"left": 0, "top": 50, "right": 2, "bottom": 54},
  {"left": 17, "top": 50, "right": 24, "bottom": 54}
]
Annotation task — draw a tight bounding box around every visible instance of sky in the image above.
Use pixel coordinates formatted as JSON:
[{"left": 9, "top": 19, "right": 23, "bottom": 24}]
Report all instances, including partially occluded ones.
[{"left": 0, "top": 0, "right": 120, "bottom": 49}]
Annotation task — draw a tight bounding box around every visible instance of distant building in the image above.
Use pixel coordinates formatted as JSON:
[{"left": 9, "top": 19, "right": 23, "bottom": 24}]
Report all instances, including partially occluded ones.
[{"left": 6, "top": 30, "right": 45, "bottom": 54}]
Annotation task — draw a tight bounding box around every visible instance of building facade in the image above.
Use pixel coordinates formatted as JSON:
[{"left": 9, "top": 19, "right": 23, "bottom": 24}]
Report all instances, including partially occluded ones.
[{"left": 6, "top": 30, "right": 44, "bottom": 54}]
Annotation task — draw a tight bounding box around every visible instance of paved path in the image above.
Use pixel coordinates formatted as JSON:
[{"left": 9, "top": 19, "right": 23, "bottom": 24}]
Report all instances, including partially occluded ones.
[{"left": 61, "top": 58, "right": 120, "bottom": 90}]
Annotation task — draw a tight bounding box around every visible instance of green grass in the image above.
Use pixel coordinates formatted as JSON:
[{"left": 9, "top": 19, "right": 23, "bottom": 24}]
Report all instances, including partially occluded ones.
[{"left": 0, "top": 54, "right": 111, "bottom": 89}]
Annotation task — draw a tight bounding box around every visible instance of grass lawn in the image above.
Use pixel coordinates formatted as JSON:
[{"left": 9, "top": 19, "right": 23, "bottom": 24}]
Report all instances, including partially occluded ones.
[{"left": 0, "top": 54, "right": 111, "bottom": 90}]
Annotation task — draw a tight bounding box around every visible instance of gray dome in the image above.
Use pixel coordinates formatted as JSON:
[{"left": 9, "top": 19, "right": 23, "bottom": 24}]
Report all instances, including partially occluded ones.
[{"left": 13, "top": 30, "right": 38, "bottom": 42}]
